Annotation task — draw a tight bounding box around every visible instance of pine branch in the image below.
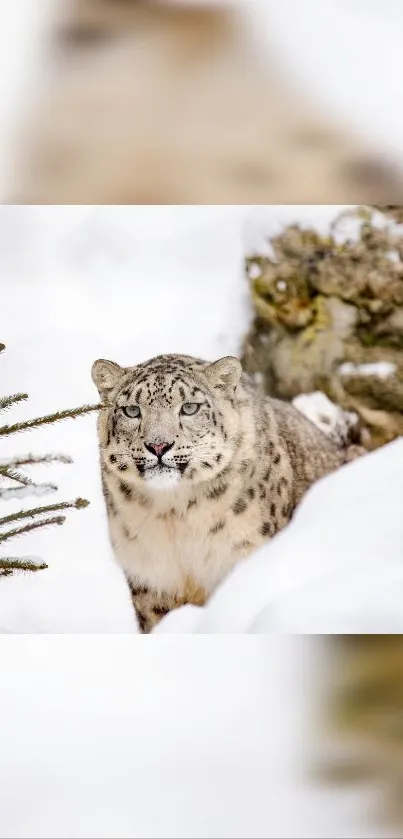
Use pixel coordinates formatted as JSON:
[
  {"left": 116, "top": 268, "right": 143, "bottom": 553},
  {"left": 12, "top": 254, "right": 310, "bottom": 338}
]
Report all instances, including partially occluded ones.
[
  {"left": 0, "top": 557, "right": 48, "bottom": 573},
  {"left": 0, "top": 402, "right": 103, "bottom": 436},
  {"left": 0, "top": 342, "right": 92, "bottom": 577},
  {"left": 0, "top": 468, "right": 58, "bottom": 497},
  {"left": 0, "top": 393, "right": 28, "bottom": 412},
  {"left": 0, "top": 453, "right": 73, "bottom": 468},
  {"left": 0, "top": 515, "right": 66, "bottom": 543},
  {"left": 0, "top": 453, "right": 72, "bottom": 496},
  {"left": 0, "top": 497, "right": 89, "bottom": 527},
  {"left": 0, "top": 467, "right": 35, "bottom": 485},
  {"left": 0, "top": 484, "right": 58, "bottom": 500}
]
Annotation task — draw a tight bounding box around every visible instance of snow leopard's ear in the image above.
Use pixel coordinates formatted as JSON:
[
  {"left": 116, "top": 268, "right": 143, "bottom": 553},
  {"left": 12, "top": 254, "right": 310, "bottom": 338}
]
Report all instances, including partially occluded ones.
[
  {"left": 205, "top": 357, "right": 242, "bottom": 392},
  {"left": 91, "top": 359, "right": 124, "bottom": 400}
]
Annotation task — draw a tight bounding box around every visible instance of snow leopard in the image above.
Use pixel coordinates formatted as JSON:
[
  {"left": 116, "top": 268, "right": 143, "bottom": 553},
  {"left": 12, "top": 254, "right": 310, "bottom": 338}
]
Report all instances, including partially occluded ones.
[{"left": 92, "top": 353, "right": 361, "bottom": 633}]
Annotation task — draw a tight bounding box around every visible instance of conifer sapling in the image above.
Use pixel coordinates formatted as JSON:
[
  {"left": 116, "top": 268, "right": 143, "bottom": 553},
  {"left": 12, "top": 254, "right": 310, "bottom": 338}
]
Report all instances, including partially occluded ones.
[{"left": 0, "top": 343, "right": 102, "bottom": 576}]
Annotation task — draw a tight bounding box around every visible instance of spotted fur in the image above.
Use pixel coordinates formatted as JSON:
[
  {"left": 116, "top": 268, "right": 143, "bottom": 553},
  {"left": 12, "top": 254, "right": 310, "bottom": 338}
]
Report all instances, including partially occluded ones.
[{"left": 92, "top": 353, "right": 357, "bottom": 632}]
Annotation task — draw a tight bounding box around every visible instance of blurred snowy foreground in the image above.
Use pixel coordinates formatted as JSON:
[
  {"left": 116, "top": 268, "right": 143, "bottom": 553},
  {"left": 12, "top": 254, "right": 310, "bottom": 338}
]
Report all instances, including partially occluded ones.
[
  {"left": 1, "top": 204, "right": 403, "bottom": 634},
  {"left": 0, "top": 634, "right": 379, "bottom": 839}
]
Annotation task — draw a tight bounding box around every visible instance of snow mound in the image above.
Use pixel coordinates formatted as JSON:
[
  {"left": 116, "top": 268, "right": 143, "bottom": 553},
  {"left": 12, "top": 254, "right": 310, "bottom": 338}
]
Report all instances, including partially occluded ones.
[
  {"left": 292, "top": 391, "right": 360, "bottom": 447},
  {"left": 155, "top": 438, "right": 403, "bottom": 633}
]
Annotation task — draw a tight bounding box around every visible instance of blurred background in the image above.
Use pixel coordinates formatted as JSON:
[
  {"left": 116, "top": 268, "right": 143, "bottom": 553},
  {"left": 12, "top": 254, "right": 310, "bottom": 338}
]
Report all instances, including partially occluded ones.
[
  {"left": 315, "top": 635, "right": 403, "bottom": 839},
  {"left": 0, "top": 634, "right": 399, "bottom": 839},
  {"left": 1, "top": 0, "right": 403, "bottom": 202}
]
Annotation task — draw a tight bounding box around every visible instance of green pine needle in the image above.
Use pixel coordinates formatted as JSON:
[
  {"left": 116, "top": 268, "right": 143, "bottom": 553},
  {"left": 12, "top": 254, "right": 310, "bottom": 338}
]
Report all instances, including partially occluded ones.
[
  {"left": 0, "top": 497, "right": 89, "bottom": 528},
  {"left": 0, "top": 557, "right": 48, "bottom": 573},
  {"left": 0, "top": 402, "right": 103, "bottom": 437}
]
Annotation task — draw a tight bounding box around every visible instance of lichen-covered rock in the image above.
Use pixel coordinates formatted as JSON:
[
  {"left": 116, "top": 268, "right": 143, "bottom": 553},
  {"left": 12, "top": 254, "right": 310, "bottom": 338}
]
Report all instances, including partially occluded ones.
[{"left": 241, "top": 206, "right": 403, "bottom": 450}]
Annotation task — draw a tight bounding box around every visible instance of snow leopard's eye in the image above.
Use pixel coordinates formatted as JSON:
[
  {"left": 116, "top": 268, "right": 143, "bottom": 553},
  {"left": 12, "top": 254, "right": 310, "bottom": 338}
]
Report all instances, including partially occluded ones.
[
  {"left": 181, "top": 402, "right": 200, "bottom": 416},
  {"left": 122, "top": 405, "right": 141, "bottom": 419}
]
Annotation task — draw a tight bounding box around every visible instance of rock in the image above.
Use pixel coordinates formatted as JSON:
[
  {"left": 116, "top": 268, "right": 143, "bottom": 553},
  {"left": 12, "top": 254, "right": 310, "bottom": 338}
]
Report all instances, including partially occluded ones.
[{"left": 241, "top": 206, "right": 403, "bottom": 450}]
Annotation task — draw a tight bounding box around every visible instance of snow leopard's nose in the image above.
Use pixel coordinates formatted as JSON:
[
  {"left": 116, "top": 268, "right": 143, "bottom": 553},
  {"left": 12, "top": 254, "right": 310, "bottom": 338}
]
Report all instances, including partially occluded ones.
[{"left": 145, "top": 441, "right": 174, "bottom": 458}]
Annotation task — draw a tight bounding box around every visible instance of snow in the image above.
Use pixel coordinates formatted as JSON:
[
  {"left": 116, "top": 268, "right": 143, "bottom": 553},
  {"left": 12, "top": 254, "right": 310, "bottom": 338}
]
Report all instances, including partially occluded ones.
[
  {"left": 292, "top": 392, "right": 360, "bottom": 447},
  {"left": 156, "top": 438, "right": 403, "bottom": 634},
  {"left": 0, "top": 483, "right": 58, "bottom": 500},
  {"left": 339, "top": 361, "right": 398, "bottom": 380}
]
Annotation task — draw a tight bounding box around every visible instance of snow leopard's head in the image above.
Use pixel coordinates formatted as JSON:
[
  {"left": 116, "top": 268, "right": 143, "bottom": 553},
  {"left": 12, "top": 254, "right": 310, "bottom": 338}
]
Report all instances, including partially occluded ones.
[{"left": 92, "top": 353, "right": 242, "bottom": 493}]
